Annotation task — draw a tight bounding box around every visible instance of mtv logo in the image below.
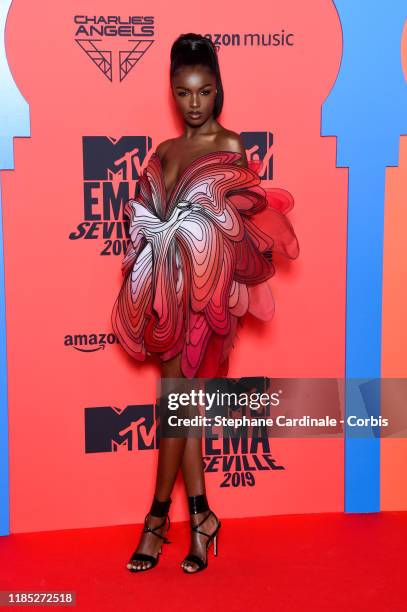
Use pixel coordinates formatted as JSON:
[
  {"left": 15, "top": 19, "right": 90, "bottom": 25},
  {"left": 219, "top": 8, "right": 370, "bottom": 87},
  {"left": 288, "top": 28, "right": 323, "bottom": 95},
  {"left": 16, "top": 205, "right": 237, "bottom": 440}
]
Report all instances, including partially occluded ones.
[
  {"left": 84, "top": 404, "right": 158, "bottom": 453},
  {"left": 240, "top": 131, "right": 273, "bottom": 180},
  {"left": 83, "top": 136, "right": 152, "bottom": 181}
]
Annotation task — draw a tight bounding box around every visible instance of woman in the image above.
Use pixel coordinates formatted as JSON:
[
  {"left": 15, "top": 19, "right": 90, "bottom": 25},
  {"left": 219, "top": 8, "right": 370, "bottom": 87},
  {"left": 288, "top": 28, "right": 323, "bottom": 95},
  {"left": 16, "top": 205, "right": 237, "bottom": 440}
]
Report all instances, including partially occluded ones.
[{"left": 111, "top": 33, "right": 299, "bottom": 574}]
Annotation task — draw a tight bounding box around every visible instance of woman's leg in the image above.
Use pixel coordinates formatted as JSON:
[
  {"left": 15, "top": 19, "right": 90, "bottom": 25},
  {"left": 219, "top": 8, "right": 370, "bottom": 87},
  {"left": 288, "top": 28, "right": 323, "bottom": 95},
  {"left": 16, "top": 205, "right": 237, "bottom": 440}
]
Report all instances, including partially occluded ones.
[
  {"left": 128, "top": 353, "right": 188, "bottom": 571},
  {"left": 180, "top": 420, "right": 219, "bottom": 572}
]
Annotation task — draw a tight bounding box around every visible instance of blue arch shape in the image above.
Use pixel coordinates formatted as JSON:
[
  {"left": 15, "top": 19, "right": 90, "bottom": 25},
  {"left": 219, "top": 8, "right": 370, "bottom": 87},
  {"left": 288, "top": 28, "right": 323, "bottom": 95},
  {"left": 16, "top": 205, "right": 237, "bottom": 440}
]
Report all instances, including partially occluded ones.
[
  {"left": 322, "top": 1, "right": 407, "bottom": 512},
  {"left": 0, "top": 0, "right": 30, "bottom": 535}
]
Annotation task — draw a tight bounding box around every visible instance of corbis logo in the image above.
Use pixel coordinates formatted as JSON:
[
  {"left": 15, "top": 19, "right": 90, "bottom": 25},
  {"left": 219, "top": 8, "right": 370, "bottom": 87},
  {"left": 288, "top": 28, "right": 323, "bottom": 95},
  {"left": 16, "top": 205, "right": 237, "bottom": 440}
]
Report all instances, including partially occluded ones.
[
  {"left": 74, "top": 15, "right": 155, "bottom": 82},
  {"left": 69, "top": 136, "right": 152, "bottom": 257},
  {"left": 84, "top": 378, "right": 285, "bottom": 487}
]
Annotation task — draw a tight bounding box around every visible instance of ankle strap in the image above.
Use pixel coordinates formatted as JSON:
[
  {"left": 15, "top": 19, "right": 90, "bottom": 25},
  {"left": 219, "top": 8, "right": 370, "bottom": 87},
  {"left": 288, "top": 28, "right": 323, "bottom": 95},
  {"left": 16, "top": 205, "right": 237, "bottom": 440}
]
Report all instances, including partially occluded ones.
[
  {"left": 149, "top": 496, "right": 172, "bottom": 517},
  {"left": 188, "top": 494, "right": 209, "bottom": 515},
  {"left": 143, "top": 515, "right": 172, "bottom": 543}
]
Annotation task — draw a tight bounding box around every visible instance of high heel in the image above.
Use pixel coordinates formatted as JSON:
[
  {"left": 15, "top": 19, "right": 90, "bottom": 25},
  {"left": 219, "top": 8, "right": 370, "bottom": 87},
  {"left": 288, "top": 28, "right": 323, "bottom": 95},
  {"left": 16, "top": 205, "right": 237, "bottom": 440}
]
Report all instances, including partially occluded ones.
[
  {"left": 181, "top": 494, "right": 221, "bottom": 574},
  {"left": 126, "top": 496, "right": 172, "bottom": 572}
]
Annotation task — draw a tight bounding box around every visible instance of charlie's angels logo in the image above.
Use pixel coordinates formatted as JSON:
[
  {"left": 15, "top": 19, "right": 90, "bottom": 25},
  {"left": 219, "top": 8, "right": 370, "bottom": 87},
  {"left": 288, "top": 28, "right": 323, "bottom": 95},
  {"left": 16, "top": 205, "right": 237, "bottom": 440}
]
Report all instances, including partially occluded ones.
[
  {"left": 74, "top": 16, "right": 154, "bottom": 82},
  {"left": 69, "top": 136, "right": 152, "bottom": 256}
]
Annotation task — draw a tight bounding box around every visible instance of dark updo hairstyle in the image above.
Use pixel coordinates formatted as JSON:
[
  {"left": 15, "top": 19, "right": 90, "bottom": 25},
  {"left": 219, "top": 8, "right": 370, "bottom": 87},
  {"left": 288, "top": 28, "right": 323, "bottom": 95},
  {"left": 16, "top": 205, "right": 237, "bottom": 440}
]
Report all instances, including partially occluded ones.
[{"left": 170, "top": 33, "right": 224, "bottom": 119}]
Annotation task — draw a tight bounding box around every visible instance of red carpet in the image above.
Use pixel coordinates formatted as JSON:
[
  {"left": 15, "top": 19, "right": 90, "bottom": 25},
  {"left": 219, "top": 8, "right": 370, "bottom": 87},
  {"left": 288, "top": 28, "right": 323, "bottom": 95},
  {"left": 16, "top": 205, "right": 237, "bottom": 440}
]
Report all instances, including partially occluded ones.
[{"left": 1, "top": 512, "right": 406, "bottom": 611}]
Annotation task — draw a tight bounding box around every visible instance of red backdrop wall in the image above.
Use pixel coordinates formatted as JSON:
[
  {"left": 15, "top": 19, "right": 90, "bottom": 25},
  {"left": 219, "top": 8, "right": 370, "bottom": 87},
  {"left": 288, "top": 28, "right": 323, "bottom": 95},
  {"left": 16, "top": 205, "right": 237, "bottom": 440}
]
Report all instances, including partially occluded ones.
[{"left": 2, "top": 0, "right": 345, "bottom": 532}]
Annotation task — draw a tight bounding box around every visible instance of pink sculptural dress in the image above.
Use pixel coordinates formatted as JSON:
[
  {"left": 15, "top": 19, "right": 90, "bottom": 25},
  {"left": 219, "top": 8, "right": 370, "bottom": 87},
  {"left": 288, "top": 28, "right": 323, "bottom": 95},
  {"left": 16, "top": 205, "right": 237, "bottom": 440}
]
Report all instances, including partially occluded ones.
[{"left": 111, "top": 150, "right": 299, "bottom": 378}]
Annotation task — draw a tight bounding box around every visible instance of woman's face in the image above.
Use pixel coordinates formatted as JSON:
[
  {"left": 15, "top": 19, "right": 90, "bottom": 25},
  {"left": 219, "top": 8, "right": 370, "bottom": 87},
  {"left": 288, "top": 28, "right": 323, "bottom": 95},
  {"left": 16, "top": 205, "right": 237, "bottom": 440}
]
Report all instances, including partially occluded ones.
[{"left": 171, "top": 64, "right": 217, "bottom": 127}]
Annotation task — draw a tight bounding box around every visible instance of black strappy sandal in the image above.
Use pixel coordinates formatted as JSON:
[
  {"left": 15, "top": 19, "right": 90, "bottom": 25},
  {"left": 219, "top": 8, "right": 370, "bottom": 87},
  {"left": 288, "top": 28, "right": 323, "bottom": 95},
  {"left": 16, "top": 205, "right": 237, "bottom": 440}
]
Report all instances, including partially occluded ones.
[
  {"left": 126, "top": 496, "right": 172, "bottom": 572},
  {"left": 181, "top": 494, "right": 221, "bottom": 574}
]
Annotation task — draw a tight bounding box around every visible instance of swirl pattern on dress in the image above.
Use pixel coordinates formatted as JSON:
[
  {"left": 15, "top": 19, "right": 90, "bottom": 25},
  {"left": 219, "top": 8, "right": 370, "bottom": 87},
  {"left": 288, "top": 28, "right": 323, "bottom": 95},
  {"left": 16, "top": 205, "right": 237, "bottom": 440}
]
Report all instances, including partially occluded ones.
[{"left": 111, "top": 150, "right": 299, "bottom": 378}]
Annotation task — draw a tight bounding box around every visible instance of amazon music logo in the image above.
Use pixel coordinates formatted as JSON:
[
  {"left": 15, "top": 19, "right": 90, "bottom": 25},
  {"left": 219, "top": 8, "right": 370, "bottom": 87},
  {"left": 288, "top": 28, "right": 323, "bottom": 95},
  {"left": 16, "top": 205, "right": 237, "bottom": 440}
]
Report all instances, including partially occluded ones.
[
  {"left": 241, "top": 131, "right": 273, "bottom": 180},
  {"left": 203, "top": 31, "right": 294, "bottom": 48},
  {"left": 68, "top": 135, "right": 152, "bottom": 256},
  {"left": 74, "top": 15, "right": 155, "bottom": 82},
  {"left": 64, "top": 332, "right": 119, "bottom": 353},
  {"left": 85, "top": 404, "right": 158, "bottom": 453}
]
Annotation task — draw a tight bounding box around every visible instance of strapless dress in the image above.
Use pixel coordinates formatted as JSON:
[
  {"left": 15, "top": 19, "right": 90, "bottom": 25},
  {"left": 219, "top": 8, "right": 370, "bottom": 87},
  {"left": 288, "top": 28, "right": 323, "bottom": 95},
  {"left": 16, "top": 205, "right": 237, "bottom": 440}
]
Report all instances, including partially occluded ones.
[{"left": 111, "top": 150, "right": 299, "bottom": 378}]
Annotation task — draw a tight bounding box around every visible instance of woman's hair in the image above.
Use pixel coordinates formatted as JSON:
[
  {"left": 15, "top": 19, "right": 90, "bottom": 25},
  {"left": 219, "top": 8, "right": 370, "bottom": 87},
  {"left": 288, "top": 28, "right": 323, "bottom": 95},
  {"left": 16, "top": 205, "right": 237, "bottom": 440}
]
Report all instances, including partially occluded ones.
[{"left": 170, "top": 33, "right": 224, "bottom": 118}]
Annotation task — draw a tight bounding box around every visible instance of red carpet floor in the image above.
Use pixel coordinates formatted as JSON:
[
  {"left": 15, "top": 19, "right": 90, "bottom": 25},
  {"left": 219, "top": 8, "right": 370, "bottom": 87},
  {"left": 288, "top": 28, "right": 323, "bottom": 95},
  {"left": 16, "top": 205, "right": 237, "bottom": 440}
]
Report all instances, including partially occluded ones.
[{"left": 0, "top": 512, "right": 406, "bottom": 611}]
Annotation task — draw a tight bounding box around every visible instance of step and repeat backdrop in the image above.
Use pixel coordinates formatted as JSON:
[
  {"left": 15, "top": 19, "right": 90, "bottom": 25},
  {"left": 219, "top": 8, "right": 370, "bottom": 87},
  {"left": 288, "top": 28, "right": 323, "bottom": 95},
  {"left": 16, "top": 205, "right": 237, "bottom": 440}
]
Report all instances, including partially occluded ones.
[{"left": 0, "top": 1, "right": 406, "bottom": 534}]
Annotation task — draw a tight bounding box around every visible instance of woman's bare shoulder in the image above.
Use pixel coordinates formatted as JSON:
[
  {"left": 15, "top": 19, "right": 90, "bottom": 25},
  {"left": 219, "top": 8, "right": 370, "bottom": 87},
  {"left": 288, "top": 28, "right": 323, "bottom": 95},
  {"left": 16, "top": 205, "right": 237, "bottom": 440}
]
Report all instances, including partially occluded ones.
[
  {"left": 155, "top": 137, "right": 179, "bottom": 160},
  {"left": 215, "top": 129, "right": 247, "bottom": 166}
]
